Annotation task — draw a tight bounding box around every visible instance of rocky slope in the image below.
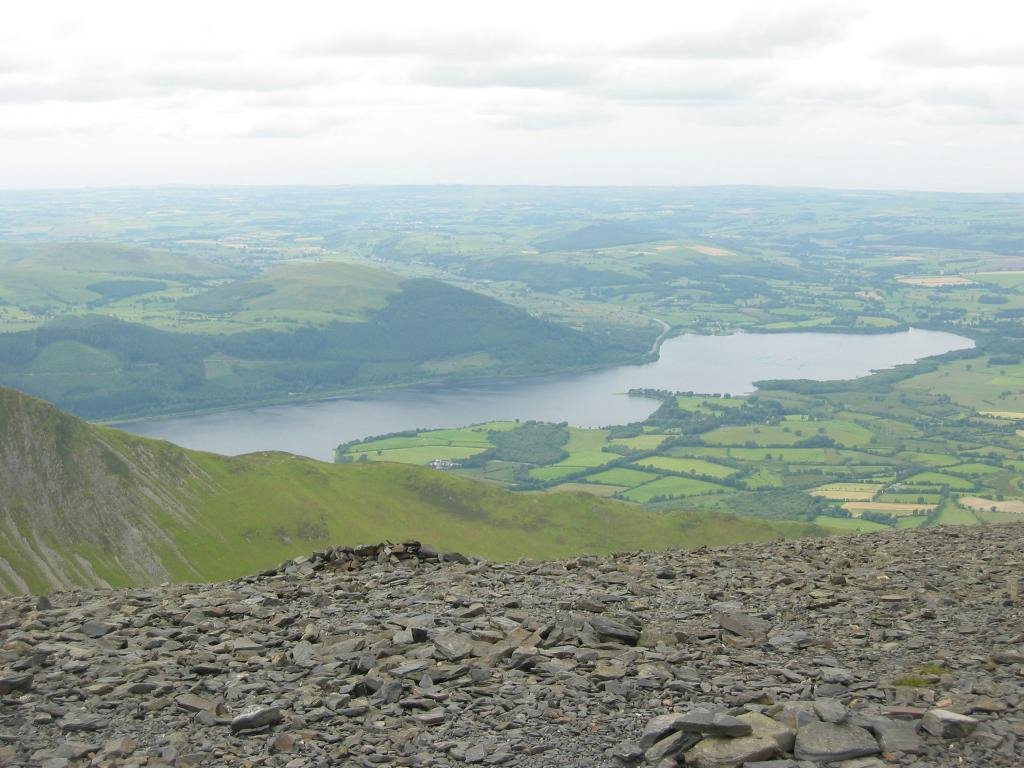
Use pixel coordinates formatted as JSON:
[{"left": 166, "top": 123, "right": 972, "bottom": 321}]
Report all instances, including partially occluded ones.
[{"left": 2, "top": 524, "right": 1023, "bottom": 767}]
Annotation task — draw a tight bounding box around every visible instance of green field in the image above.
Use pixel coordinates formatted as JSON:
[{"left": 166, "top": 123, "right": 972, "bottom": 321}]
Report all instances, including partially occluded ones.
[
  {"left": 340, "top": 347, "right": 1024, "bottom": 533},
  {"left": 622, "top": 476, "right": 728, "bottom": 503},
  {"left": 899, "top": 357, "right": 1024, "bottom": 416},
  {"left": 701, "top": 419, "right": 872, "bottom": 448},
  {"left": 814, "top": 516, "right": 890, "bottom": 533},
  {"left": 904, "top": 472, "right": 976, "bottom": 490},
  {"left": 584, "top": 467, "right": 660, "bottom": 487},
  {"left": 551, "top": 429, "right": 615, "bottom": 468},
  {"left": 631, "top": 455, "right": 738, "bottom": 478}
]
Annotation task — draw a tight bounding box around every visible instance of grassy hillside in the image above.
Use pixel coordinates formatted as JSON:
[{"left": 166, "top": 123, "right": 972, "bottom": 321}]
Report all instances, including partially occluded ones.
[
  {"left": 0, "top": 271, "right": 643, "bottom": 420},
  {"left": 0, "top": 387, "right": 825, "bottom": 594},
  {"left": 174, "top": 261, "right": 404, "bottom": 328}
]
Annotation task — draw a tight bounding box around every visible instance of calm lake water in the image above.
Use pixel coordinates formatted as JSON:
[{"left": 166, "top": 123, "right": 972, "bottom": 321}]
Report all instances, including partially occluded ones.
[{"left": 119, "top": 329, "right": 972, "bottom": 461}]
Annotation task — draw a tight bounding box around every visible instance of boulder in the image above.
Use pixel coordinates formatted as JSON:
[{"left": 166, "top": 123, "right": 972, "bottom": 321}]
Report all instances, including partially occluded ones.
[{"left": 793, "top": 722, "right": 880, "bottom": 762}]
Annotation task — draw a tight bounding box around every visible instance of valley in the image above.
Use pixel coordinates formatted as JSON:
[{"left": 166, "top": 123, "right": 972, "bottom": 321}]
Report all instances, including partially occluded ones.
[
  {"left": 0, "top": 387, "right": 823, "bottom": 595},
  {"left": 118, "top": 327, "right": 970, "bottom": 459},
  {"left": 338, "top": 341, "right": 1024, "bottom": 535},
  {"left": 0, "top": 186, "right": 1022, "bottom": 591}
]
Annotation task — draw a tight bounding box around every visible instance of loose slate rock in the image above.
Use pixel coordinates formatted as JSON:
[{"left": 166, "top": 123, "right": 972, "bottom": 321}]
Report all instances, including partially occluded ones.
[
  {"left": 588, "top": 616, "right": 640, "bottom": 645},
  {"left": 738, "top": 712, "right": 796, "bottom": 753},
  {"left": 793, "top": 722, "right": 880, "bottom": 762},
  {"left": 920, "top": 708, "right": 979, "bottom": 739},
  {"left": 80, "top": 620, "right": 116, "bottom": 638},
  {"left": 1, "top": 527, "right": 1022, "bottom": 768},
  {"left": 813, "top": 698, "right": 847, "bottom": 724},
  {"left": 611, "top": 742, "right": 644, "bottom": 764},
  {"left": 229, "top": 707, "right": 283, "bottom": 733},
  {"left": 716, "top": 610, "right": 771, "bottom": 640},
  {"left": 871, "top": 717, "right": 923, "bottom": 754},
  {"left": 0, "top": 674, "right": 32, "bottom": 694},
  {"left": 644, "top": 731, "right": 698, "bottom": 764},
  {"left": 678, "top": 709, "right": 752, "bottom": 738},
  {"left": 433, "top": 631, "right": 473, "bottom": 661},
  {"left": 639, "top": 714, "right": 686, "bottom": 750},
  {"left": 683, "top": 734, "right": 779, "bottom": 768}
]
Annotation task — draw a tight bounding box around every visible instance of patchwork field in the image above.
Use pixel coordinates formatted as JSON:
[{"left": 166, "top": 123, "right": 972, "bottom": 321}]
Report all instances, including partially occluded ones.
[
  {"left": 9, "top": 188, "right": 1018, "bottom": 533},
  {"left": 899, "top": 357, "right": 1024, "bottom": 415},
  {"left": 959, "top": 497, "right": 1024, "bottom": 514},
  {"left": 843, "top": 502, "right": 936, "bottom": 517},
  {"left": 897, "top": 276, "right": 975, "bottom": 287},
  {"left": 338, "top": 345, "right": 1024, "bottom": 534}
]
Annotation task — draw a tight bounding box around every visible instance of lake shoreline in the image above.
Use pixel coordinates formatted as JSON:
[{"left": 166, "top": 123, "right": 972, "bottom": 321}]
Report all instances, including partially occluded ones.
[
  {"left": 117, "top": 328, "right": 975, "bottom": 461},
  {"left": 106, "top": 323, "right": 958, "bottom": 428}
]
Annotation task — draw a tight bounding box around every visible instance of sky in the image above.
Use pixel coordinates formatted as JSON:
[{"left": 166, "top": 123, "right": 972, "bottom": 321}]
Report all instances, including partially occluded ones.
[{"left": 1, "top": 1, "right": 1022, "bottom": 191}]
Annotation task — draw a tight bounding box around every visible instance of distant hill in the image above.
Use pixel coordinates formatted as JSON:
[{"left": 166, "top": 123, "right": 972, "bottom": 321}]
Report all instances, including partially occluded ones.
[
  {"left": 0, "top": 241, "right": 237, "bottom": 278},
  {"left": 535, "top": 221, "right": 669, "bottom": 252},
  {"left": 0, "top": 273, "right": 642, "bottom": 420},
  {"left": 174, "top": 261, "right": 403, "bottom": 322},
  {"left": 0, "top": 387, "right": 825, "bottom": 594}
]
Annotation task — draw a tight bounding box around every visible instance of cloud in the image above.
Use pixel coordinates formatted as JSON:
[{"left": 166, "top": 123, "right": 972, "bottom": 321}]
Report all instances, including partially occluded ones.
[
  {"left": 603, "top": 75, "right": 766, "bottom": 104},
  {"left": 0, "top": 80, "right": 129, "bottom": 103},
  {"left": 881, "top": 37, "right": 1024, "bottom": 69},
  {"left": 144, "top": 65, "right": 328, "bottom": 93},
  {"left": 241, "top": 113, "right": 349, "bottom": 138},
  {"left": 0, "top": 62, "right": 331, "bottom": 105},
  {"left": 626, "top": 3, "right": 864, "bottom": 60},
  {"left": 415, "top": 61, "right": 595, "bottom": 89},
  {"left": 490, "top": 109, "right": 612, "bottom": 131},
  {"left": 296, "top": 30, "right": 529, "bottom": 61}
]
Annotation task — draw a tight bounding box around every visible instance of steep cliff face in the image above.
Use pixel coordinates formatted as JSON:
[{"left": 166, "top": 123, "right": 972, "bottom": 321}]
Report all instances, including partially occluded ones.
[{"left": 0, "top": 388, "right": 208, "bottom": 592}]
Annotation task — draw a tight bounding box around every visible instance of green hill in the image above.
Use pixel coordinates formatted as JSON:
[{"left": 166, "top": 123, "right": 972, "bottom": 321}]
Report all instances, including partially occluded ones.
[
  {"left": 535, "top": 221, "right": 669, "bottom": 252},
  {"left": 0, "top": 387, "right": 826, "bottom": 594},
  {"left": 0, "top": 274, "right": 641, "bottom": 420}
]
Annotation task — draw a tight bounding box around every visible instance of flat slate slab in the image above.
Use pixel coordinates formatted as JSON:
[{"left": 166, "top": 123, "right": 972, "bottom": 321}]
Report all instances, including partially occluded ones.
[{"left": 793, "top": 722, "right": 880, "bottom": 762}]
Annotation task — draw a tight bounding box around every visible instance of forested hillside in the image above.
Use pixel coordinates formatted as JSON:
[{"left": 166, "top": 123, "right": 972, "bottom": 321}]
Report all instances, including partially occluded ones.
[{"left": 0, "top": 278, "right": 644, "bottom": 419}]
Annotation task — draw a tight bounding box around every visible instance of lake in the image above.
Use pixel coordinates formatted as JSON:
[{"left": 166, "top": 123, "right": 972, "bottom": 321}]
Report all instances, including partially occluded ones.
[{"left": 119, "top": 329, "right": 973, "bottom": 461}]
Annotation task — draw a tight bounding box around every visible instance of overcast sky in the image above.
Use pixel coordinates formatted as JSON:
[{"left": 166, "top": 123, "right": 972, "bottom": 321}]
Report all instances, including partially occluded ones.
[{"left": 1, "top": 1, "right": 1022, "bottom": 191}]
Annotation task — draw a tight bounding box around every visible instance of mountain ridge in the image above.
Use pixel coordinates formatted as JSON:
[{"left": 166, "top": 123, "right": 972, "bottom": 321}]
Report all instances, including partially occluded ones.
[{"left": 0, "top": 386, "right": 825, "bottom": 594}]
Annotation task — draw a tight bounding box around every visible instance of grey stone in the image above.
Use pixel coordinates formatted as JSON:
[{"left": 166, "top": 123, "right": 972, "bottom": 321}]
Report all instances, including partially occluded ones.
[
  {"left": 611, "top": 742, "right": 644, "bottom": 764},
  {"left": 813, "top": 698, "right": 847, "bottom": 723},
  {"left": 230, "top": 707, "right": 283, "bottom": 733},
  {"left": 433, "top": 631, "right": 474, "bottom": 661},
  {"left": 716, "top": 611, "right": 771, "bottom": 640},
  {"left": 60, "top": 713, "right": 109, "bottom": 732},
  {"left": 682, "top": 734, "right": 779, "bottom": 768},
  {"left": 920, "top": 708, "right": 978, "bottom": 739},
  {"left": 678, "top": 709, "right": 753, "bottom": 737},
  {"left": 770, "top": 701, "right": 819, "bottom": 730},
  {"left": 793, "top": 722, "right": 880, "bottom": 762},
  {"left": 80, "top": 620, "right": 116, "bottom": 638},
  {"left": 871, "top": 717, "right": 923, "bottom": 754},
  {"left": 640, "top": 714, "right": 686, "bottom": 751},
  {"left": 0, "top": 674, "right": 32, "bottom": 694},
  {"left": 644, "top": 731, "right": 698, "bottom": 764},
  {"left": 588, "top": 616, "right": 641, "bottom": 645},
  {"left": 738, "top": 712, "right": 796, "bottom": 753},
  {"left": 53, "top": 742, "right": 98, "bottom": 759},
  {"left": 413, "top": 709, "right": 446, "bottom": 726}
]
